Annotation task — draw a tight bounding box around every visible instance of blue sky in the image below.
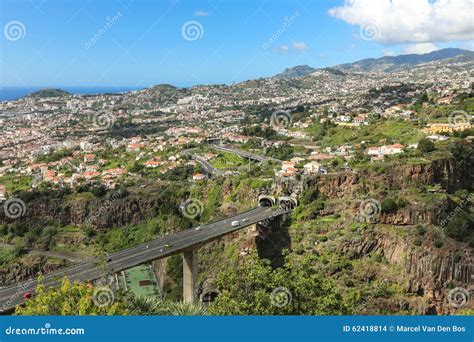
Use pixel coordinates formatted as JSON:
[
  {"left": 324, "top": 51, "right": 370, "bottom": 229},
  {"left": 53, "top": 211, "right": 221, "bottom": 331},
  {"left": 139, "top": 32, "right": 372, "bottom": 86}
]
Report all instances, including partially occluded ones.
[{"left": 1, "top": 0, "right": 472, "bottom": 88}]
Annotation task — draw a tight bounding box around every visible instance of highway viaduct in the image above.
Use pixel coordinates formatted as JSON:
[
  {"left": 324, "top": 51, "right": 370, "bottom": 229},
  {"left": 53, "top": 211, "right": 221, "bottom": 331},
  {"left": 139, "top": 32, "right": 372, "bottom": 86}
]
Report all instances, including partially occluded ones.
[{"left": 0, "top": 196, "right": 297, "bottom": 312}]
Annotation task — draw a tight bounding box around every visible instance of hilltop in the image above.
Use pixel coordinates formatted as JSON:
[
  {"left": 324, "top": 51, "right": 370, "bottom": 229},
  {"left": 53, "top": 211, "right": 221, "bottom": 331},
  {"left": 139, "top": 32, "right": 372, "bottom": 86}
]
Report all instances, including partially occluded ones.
[
  {"left": 333, "top": 48, "right": 474, "bottom": 73},
  {"left": 27, "top": 88, "right": 70, "bottom": 98},
  {"left": 274, "top": 48, "right": 474, "bottom": 79}
]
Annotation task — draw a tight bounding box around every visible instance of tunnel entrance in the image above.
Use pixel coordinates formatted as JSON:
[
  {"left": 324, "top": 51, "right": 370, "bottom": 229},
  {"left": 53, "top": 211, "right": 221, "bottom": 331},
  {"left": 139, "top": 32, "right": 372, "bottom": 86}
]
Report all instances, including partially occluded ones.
[
  {"left": 258, "top": 195, "right": 276, "bottom": 207},
  {"left": 278, "top": 196, "right": 297, "bottom": 210},
  {"left": 201, "top": 291, "right": 219, "bottom": 304}
]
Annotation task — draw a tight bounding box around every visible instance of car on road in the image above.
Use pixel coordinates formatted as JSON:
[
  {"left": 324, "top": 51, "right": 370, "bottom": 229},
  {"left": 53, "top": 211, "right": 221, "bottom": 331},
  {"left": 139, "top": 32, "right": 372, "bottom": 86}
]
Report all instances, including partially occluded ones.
[
  {"left": 231, "top": 220, "right": 240, "bottom": 227},
  {"left": 195, "top": 226, "right": 202, "bottom": 231},
  {"left": 23, "top": 292, "right": 32, "bottom": 300},
  {"left": 242, "top": 218, "right": 249, "bottom": 222},
  {"left": 165, "top": 243, "right": 172, "bottom": 248},
  {"left": 104, "top": 252, "right": 112, "bottom": 262}
]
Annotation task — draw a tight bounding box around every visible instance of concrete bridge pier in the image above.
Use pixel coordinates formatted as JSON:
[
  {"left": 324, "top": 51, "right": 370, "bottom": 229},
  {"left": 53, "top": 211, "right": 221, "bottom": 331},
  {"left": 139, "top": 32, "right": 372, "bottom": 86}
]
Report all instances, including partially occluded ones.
[
  {"left": 152, "top": 259, "right": 165, "bottom": 293},
  {"left": 183, "top": 249, "right": 198, "bottom": 303}
]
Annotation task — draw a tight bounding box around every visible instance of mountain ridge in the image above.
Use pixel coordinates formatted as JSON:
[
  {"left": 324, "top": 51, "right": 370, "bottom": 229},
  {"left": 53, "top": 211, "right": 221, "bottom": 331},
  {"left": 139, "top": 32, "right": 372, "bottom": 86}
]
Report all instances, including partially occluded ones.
[{"left": 274, "top": 48, "right": 474, "bottom": 78}]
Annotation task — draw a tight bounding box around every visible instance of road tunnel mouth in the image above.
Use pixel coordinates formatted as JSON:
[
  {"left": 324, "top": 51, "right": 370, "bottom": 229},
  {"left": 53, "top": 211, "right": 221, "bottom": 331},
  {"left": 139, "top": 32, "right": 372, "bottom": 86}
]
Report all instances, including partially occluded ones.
[
  {"left": 201, "top": 291, "right": 219, "bottom": 304},
  {"left": 278, "top": 197, "right": 297, "bottom": 210},
  {"left": 258, "top": 195, "right": 276, "bottom": 207}
]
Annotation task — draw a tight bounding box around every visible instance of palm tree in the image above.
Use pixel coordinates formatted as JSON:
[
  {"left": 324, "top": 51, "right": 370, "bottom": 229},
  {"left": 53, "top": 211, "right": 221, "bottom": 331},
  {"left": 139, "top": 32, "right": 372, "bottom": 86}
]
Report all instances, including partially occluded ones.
[
  {"left": 127, "top": 295, "right": 166, "bottom": 315},
  {"left": 127, "top": 294, "right": 207, "bottom": 316},
  {"left": 166, "top": 301, "right": 207, "bottom": 316}
]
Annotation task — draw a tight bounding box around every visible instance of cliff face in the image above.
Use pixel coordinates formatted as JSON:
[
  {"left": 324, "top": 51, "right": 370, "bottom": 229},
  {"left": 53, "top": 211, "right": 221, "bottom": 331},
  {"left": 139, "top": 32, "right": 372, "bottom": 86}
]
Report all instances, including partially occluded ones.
[
  {"left": 268, "top": 159, "right": 473, "bottom": 313},
  {"left": 0, "top": 158, "right": 471, "bottom": 313},
  {"left": 0, "top": 257, "right": 63, "bottom": 286},
  {"left": 0, "top": 189, "right": 180, "bottom": 230},
  {"left": 339, "top": 229, "right": 472, "bottom": 314},
  {"left": 306, "top": 158, "right": 471, "bottom": 198}
]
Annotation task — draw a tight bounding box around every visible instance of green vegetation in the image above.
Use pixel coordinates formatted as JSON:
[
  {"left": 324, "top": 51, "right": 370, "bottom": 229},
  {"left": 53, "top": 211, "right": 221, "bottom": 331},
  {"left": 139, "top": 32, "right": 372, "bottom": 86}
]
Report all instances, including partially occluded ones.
[
  {"left": 265, "top": 145, "right": 295, "bottom": 160},
  {"left": 418, "top": 138, "right": 436, "bottom": 153},
  {"left": 16, "top": 277, "right": 128, "bottom": 315},
  {"left": 209, "top": 253, "right": 349, "bottom": 315},
  {"left": 35, "top": 148, "right": 73, "bottom": 163},
  {"left": 210, "top": 152, "right": 245, "bottom": 169},
  {"left": 16, "top": 277, "right": 206, "bottom": 316},
  {"left": 0, "top": 247, "right": 22, "bottom": 267},
  {"left": 308, "top": 120, "right": 424, "bottom": 147}
]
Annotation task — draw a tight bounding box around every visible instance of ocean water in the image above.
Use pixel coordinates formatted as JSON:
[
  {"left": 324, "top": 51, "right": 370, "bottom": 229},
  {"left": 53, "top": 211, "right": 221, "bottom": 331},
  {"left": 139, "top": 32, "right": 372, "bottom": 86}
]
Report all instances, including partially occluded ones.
[{"left": 0, "top": 86, "right": 146, "bottom": 101}]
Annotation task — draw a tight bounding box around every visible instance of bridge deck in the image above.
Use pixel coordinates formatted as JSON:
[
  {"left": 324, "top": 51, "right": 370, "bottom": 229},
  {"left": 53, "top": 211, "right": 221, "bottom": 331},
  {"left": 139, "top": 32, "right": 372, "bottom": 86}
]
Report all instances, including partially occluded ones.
[{"left": 0, "top": 206, "right": 288, "bottom": 312}]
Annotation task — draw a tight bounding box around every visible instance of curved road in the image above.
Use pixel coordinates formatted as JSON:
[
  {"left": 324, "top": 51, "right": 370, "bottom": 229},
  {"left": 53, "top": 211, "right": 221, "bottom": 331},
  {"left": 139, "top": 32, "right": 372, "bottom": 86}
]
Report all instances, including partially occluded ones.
[
  {"left": 190, "top": 154, "right": 218, "bottom": 176},
  {"left": 0, "top": 206, "right": 288, "bottom": 312},
  {"left": 182, "top": 149, "right": 218, "bottom": 176},
  {"left": 210, "top": 145, "right": 281, "bottom": 163}
]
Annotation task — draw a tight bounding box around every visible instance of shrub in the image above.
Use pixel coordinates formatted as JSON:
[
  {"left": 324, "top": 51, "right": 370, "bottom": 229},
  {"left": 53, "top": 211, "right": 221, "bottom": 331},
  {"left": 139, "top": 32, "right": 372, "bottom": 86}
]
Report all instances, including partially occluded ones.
[
  {"left": 380, "top": 198, "right": 397, "bottom": 213},
  {"left": 413, "top": 238, "right": 423, "bottom": 246},
  {"left": 434, "top": 239, "right": 444, "bottom": 248},
  {"left": 416, "top": 225, "right": 426, "bottom": 236},
  {"left": 417, "top": 138, "right": 435, "bottom": 153},
  {"left": 316, "top": 235, "right": 328, "bottom": 242}
]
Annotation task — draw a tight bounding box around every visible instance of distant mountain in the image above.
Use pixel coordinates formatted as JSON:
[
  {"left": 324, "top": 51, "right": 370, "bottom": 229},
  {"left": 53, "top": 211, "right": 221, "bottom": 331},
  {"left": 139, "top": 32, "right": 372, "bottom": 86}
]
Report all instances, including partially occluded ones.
[
  {"left": 28, "top": 88, "right": 70, "bottom": 98},
  {"left": 333, "top": 48, "right": 474, "bottom": 72},
  {"left": 150, "top": 84, "right": 177, "bottom": 91},
  {"left": 275, "top": 65, "right": 316, "bottom": 79}
]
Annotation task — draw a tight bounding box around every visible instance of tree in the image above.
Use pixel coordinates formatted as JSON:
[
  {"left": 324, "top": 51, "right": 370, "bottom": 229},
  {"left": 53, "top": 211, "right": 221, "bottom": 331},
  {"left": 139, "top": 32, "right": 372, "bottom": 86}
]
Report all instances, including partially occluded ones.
[
  {"left": 450, "top": 140, "right": 474, "bottom": 176},
  {"left": 444, "top": 210, "right": 473, "bottom": 243},
  {"left": 16, "top": 278, "right": 128, "bottom": 315},
  {"left": 15, "top": 275, "right": 209, "bottom": 316},
  {"left": 380, "top": 198, "right": 398, "bottom": 213},
  {"left": 125, "top": 294, "right": 206, "bottom": 315},
  {"left": 417, "top": 138, "right": 435, "bottom": 154},
  {"left": 208, "top": 253, "right": 349, "bottom": 315}
]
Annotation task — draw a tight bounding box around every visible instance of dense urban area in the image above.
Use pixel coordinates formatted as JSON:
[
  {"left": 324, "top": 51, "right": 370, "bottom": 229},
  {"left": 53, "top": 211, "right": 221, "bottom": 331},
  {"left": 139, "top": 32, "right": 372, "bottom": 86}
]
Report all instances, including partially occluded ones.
[{"left": 0, "top": 48, "right": 473, "bottom": 315}]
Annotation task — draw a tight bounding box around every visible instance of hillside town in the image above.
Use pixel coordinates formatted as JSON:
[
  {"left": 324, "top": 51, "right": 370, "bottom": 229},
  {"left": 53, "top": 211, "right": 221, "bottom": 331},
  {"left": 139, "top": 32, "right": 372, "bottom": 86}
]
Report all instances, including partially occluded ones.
[{"left": 0, "top": 54, "right": 472, "bottom": 197}]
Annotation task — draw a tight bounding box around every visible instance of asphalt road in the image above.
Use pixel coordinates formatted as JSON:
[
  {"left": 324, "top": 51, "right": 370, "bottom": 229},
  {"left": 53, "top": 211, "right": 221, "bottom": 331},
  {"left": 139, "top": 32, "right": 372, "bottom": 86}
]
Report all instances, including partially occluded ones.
[
  {"left": 0, "top": 206, "right": 287, "bottom": 312},
  {"left": 210, "top": 145, "right": 281, "bottom": 163},
  {"left": 181, "top": 149, "right": 218, "bottom": 176},
  {"left": 190, "top": 154, "right": 218, "bottom": 176}
]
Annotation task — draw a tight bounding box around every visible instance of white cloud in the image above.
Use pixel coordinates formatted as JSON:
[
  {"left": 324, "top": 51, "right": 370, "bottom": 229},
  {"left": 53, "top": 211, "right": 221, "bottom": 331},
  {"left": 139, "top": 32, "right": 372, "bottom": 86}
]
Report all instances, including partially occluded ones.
[
  {"left": 292, "top": 41, "right": 308, "bottom": 52},
  {"left": 329, "top": 0, "right": 474, "bottom": 44},
  {"left": 273, "top": 45, "right": 290, "bottom": 54},
  {"left": 194, "top": 10, "right": 209, "bottom": 17},
  {"left": 382, "top": 48, "right": 396, "bottom": 56},
  {"left": 402, "top": 43, "right": 438, "bottom": 54}
]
